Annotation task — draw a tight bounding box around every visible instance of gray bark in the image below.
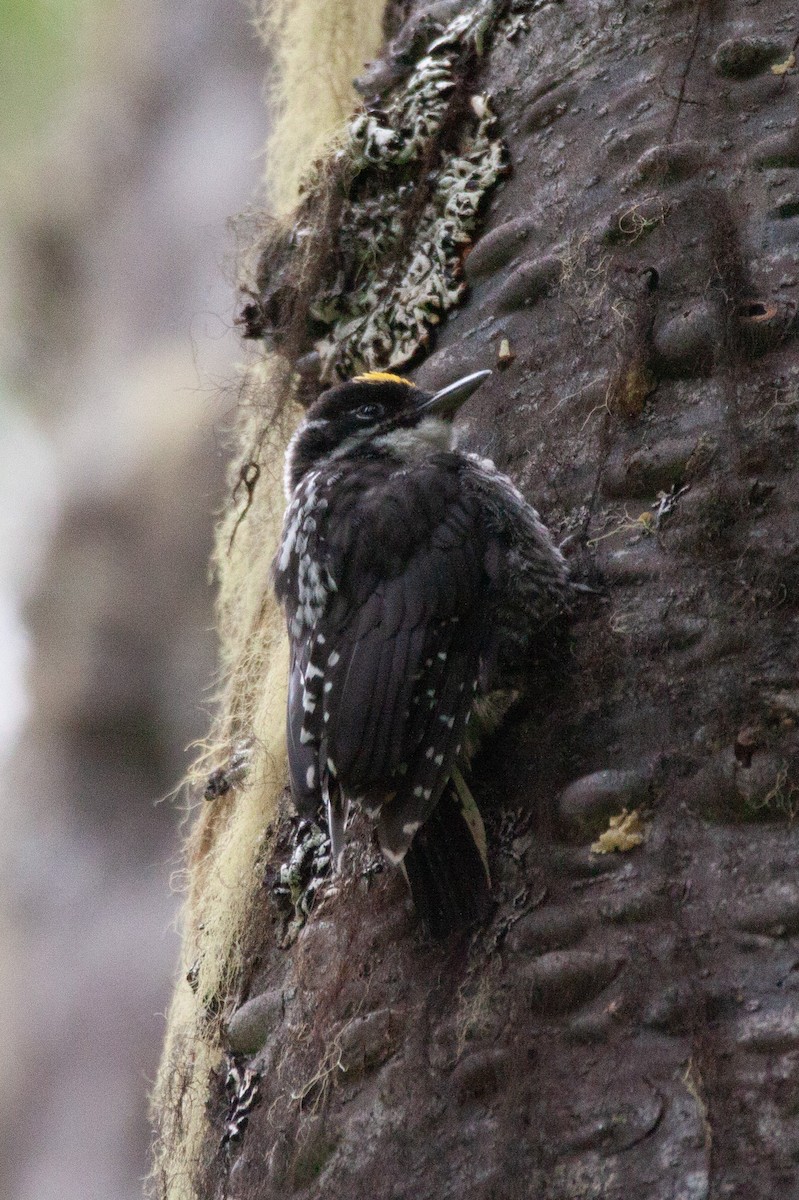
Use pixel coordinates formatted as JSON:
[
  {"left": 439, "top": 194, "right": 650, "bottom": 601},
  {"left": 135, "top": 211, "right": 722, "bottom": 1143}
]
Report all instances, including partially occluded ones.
[{"left": 164, "top": 2, "right": 799, "bottom": 1196}]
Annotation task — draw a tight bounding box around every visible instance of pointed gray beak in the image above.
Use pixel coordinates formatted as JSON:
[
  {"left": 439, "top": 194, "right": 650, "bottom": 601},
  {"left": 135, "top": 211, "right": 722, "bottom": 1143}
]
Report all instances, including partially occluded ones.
[{"left": 421, "top": 369, "right": 492, "bottom": 418}]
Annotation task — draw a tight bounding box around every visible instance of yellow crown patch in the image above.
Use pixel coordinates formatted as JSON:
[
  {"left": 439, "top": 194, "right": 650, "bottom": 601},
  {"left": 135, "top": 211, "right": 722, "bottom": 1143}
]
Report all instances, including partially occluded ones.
[{"left": 352, "top": 371, "right": 415, "bottom": 387}]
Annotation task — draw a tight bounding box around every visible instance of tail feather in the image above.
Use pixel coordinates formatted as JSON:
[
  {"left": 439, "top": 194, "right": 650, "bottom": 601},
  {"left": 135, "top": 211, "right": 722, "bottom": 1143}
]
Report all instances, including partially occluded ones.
[
  {"left": 401, "top": 777, "right": 492, "bottom": 939},
  {"left": 324, "top": 780, "right": 349, "bottom": 871}
]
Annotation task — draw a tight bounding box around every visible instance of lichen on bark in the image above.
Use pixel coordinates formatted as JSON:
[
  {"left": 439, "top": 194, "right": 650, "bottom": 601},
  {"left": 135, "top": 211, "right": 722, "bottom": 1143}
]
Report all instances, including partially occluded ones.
[{"left": 241, "top": 0, "right": 511, "bottom": 384}]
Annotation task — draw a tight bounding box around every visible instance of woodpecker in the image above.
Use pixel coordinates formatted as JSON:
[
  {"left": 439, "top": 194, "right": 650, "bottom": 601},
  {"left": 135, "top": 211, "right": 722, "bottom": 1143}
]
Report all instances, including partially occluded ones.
[{"left": 273, "top": 369, "right": 570, "bottom": 935}]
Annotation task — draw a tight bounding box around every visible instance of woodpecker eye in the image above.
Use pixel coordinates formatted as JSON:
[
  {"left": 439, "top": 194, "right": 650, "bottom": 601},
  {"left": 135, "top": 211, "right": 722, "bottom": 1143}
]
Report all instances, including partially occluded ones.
[{"left": 355, "top": 403, "right": 384, "bottom": 422}]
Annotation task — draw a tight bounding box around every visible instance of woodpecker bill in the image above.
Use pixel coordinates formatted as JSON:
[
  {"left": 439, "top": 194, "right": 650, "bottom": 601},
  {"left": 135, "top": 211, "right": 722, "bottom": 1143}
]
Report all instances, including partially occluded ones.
[{"left": 274, "top": 369, "right": 569, "bottom": 932}]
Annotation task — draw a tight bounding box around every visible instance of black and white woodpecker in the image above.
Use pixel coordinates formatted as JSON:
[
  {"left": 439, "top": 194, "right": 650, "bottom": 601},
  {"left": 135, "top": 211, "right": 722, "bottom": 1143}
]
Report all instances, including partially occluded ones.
[{"left": 273, "top": 369, "right": 570, "bottom": 935}]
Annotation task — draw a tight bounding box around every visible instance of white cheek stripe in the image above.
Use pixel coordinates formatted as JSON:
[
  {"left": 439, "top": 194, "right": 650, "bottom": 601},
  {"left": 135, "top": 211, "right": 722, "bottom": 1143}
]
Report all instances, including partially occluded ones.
[{"left": 372, "top": 416, "right": 453, "bottom": 458}]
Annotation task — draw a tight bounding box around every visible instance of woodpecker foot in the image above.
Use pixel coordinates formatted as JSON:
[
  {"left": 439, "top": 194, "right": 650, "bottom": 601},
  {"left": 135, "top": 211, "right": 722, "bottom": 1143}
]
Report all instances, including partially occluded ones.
[{"left": 272, "top": 818, "right": 332, "bottom": 945}]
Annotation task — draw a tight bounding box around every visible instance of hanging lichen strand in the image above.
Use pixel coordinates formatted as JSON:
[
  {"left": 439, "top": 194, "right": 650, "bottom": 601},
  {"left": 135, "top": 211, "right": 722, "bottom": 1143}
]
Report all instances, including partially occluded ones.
[{"left": 245, "top": 0, "right": 509, "bottom": 384}]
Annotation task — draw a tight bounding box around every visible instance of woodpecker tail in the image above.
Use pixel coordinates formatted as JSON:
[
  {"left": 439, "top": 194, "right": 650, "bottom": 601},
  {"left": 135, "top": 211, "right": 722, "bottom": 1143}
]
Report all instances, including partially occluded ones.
[
  {"left": 401, "top": 769, "right": 492, "bottom": 939},
  {"left": 323, "top": 774, "right": 349, "bottom": 872}
]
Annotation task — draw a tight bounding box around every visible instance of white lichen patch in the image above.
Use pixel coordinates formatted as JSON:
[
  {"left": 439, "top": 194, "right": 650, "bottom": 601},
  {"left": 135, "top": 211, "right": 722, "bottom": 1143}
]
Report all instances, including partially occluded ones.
[
  {"left": 263, "top": 0, "right": 509, "bottom": 382},
  {"left": 316, "top": 104, "right": 507, "bottom": 379}
]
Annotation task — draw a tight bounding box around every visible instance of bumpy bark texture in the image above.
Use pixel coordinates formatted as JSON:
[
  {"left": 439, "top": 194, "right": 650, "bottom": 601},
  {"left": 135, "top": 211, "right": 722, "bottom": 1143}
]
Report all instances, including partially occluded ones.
[{"left": 156, "top": 1, "right": 799, "bottom": 1197}]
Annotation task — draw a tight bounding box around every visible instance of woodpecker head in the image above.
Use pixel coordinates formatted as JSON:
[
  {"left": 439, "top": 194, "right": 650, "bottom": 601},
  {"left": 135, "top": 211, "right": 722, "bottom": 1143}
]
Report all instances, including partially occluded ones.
[{"left": 285, "top": 369, "right": 491, "bottom": 495}]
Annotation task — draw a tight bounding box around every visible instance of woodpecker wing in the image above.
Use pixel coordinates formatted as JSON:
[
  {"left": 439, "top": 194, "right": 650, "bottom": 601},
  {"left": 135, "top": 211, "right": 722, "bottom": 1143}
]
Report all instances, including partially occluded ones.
[
  {"left": 460, "top": 453, "right": 571, "bottom": 686},
  {"left": 285, "top": 640, "right": 322, "bottom": 816},
  {"left": 302, "top": 455, "right": 490, "bottom": 862},
  {"left": 274, "top": 480, "right": 331, "bottom": 818}
]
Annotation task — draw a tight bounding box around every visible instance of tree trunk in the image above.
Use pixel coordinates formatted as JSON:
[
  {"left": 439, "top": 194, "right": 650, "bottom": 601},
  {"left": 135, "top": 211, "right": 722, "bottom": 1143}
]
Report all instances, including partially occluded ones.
[{"left": 151, "top": 2, "right": 799, "bottom": 1197}]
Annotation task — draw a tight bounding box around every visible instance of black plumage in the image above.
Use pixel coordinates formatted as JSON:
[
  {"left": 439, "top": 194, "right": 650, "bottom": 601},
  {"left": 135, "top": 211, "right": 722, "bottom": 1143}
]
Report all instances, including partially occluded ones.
[{"left": 273, "top": 370, "right": 570, "bottom": 933}]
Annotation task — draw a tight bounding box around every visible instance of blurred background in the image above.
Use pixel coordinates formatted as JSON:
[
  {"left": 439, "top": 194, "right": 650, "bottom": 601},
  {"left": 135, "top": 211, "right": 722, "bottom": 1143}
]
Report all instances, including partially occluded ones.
[{"left": 0, "top": 2, "right": 266, "bottom": 1196}]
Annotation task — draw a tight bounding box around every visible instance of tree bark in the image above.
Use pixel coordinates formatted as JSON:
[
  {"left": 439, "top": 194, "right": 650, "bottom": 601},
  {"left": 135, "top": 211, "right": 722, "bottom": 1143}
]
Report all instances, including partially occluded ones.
[{"left": 152, "top": 2, "right": 799, "bottom": 1196}]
